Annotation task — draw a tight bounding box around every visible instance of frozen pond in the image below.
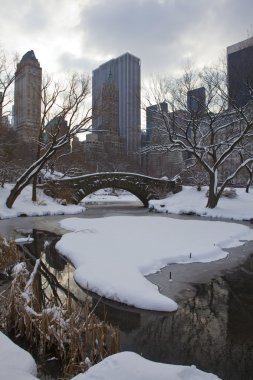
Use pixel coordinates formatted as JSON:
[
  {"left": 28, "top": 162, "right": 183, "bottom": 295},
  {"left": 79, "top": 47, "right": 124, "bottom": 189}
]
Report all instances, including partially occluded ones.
[{"left": 1, "top": 201, "right": 253, "bottom": 379}]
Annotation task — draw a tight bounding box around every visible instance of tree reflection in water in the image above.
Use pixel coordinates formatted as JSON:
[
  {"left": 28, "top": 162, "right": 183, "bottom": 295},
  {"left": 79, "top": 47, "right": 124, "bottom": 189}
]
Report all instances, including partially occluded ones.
[
  {"left": 19, "top": 230, "right": 119, "bottom": 378},
  {"left": 28, "top": 230, "right": 253, "bottom": 380}
]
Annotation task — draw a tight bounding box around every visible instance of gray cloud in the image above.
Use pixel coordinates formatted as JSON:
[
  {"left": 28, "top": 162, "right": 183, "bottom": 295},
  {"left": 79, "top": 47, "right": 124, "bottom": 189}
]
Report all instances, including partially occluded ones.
[
  {"left": 0, "top": 0, "right": 49, "bottom": 37},
  {"left": 0, "top": 0, "right": 253, "bottom": 81},
  {"left": 22, "top": 1, "right": 48, "bottom": 33},
  {"left": 57, "top": 52, "right": 97, "bottom": 74},
  {"left": 78, "top": 0, "right": 253, "bottom": 77}
]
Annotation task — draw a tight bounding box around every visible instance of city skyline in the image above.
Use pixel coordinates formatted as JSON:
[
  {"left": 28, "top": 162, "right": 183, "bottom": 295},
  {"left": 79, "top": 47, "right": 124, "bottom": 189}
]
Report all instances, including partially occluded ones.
[{"left": 0, "top": 0, "right": 253, "bottom": 82}]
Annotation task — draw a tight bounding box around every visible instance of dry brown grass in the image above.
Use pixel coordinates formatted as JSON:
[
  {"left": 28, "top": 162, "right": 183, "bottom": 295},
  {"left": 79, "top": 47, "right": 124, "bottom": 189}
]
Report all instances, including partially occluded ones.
[
  {"left": 0, "top": 237, "right": 22, "bottom": 334},
  {"left": 0, "top": 236, "right": 21, "bottom": 274},
  {"left": 3, "top": 257, "right": 120, "bottom": 380}
]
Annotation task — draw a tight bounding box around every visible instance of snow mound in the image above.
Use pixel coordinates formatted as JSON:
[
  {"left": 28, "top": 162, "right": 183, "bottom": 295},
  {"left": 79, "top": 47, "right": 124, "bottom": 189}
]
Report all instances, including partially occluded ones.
[
  {"left": 56, "top": 216, "right": 253, "bottom": 311},
  {"left": 0, "top": 332, "right": 38, "bottom": 380},
  {"left": 72, "top": 351, "right": 221, "bottom": 380}
]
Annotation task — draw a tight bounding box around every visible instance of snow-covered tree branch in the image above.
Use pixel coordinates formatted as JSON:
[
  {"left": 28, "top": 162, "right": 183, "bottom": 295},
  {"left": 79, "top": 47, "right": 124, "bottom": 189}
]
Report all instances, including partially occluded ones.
[{"left": 143, "top": 66, "right": 253, "bottom": 208}]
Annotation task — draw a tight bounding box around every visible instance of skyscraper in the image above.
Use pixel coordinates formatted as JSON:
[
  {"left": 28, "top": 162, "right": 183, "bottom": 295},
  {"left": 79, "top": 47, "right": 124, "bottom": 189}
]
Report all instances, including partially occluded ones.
[
  {"left": 187, "top": 87, "right": 206, "bottom": 116},
  {"left": 92, "top": 52, "right": 141, "bottom": 154},
  {"left": 14, "top": 50, "right": 42, "bottom": 140},
  {"left": 146, "top": 102, "right": 168, "bottom": 144},
  {"left": 227, "top": 36, "right": 253, "bottom": 108}
]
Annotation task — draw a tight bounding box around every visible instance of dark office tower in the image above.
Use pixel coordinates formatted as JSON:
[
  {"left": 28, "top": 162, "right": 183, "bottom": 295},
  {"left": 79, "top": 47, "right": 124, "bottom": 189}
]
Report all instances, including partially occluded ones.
[
  {"left": 187, "top": 87, "right": 206, "bottom": 116},
  {"left": 227, "top": 36, "right": 253, "bottom": 108},
  {"left": 0, "top": 92, "right": 2, "bottom": 128},
  {"left": 146, "top": 102, "right": 168, "bottom": 143},
  {"left": 14, "top": 50, "right": 42, "bottom": 140},
  {"left": 92, "top": 52, "right": 141, "bottom": 154}
]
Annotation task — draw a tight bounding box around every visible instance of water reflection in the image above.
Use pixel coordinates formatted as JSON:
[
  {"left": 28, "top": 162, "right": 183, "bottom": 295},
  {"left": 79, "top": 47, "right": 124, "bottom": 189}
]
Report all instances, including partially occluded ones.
[
  {"left": 24, "top": 230, "right": 253, "bottom": 380},
  {"left": 21, "top": 229, "right": 87, "bottom": 302},
  {"left": 91, "top": 254, "right": 253, "bottom": 380}
]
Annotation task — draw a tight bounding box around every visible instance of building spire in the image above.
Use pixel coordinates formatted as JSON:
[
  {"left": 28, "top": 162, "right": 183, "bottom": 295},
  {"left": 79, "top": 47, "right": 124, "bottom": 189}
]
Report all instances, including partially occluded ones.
[{"left": 21, "top": 50, "right": 37, "bottom": 61}]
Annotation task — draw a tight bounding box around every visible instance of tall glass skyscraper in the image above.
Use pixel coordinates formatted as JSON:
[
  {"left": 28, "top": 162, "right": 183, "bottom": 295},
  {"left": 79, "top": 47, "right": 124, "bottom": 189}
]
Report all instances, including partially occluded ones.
[
  {"left": 227, "top": 36, "right": 253, "bottom": 108},
  {"left": 92, "top": 52, "right": 141, "bottom": 154}
]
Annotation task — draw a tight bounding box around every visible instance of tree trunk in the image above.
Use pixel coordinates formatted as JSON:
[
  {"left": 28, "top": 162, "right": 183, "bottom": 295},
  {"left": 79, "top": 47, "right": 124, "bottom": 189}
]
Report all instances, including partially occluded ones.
[
  {"left": 6, "top": 169, "right": 44, "bottom": 209},
  {"left": 6, "top": 185, "right": 25, "bottom": 209},
  {"left": 32, "top": 175, "right": 37, "bottom": 202},
  {"left": 206, "top": 173, "right": 219, "bottom": 209},
  {"left": 246, "top": 170, "right": 252, "bottom": 193},
  {"left": 7, "top": 172, "right": 43, "bottom": 208},
  {"left": 206, "top": 192, "right": 219, "bottom": 208}
]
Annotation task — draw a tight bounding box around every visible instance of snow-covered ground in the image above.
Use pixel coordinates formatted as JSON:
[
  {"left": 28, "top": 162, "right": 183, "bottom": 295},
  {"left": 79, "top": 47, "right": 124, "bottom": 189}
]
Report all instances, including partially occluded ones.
[
  {"left": 1, "top": 184, "right": 253, "bottom": 221},
  {"left": 0, "top": 333, "right": 221, "bottom": 380},
  {"left": 56, "top": 216, "right": 253, "bottom": 311},
  {"left": 149, "top": 186, "right": 253, "bottom": 220},
  {"left": 72, "top": 352, "right": 221, "bottom": 380},
  {"left": 0, "top": 184, "right": 84, "bottom": 219},
  {"left": 0, "top": 332, "right": 37, "bottom": 380},
  {"left": 0, "top": 186, "right": 139, "bottom": 220}
]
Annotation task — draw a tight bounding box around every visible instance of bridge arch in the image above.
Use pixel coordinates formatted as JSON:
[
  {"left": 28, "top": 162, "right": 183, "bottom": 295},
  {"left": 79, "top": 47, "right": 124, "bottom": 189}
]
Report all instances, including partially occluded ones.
[
  {"left": 42, "top": 172, "right": 182, "bottom": 208},
  {"left": 74, "top": 183, "right": 149, "bottom": 207}
]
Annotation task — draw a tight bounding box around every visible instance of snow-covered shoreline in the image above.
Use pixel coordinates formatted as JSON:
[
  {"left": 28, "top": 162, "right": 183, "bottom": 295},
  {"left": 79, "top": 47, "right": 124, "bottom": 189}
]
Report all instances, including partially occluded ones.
[
  {"left": 149, "top": 186, "right": 253, "bottom": 221},
  {"left": 0, "top": 184, "right": 84, "bottom": 220},
  {"left": 1, "top": 184, "right": 253, "bottom": 222}
]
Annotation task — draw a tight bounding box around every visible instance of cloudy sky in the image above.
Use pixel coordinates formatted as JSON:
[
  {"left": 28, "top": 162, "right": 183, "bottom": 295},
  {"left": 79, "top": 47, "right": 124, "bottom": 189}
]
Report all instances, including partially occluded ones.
[{"left": 1, "top": 0, "right": 253, "bottom": 81}]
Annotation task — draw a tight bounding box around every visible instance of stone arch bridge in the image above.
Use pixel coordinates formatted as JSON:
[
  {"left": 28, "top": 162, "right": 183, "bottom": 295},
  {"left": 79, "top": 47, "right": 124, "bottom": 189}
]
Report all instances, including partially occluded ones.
[{"left": 42, "top": 172, "right": 182, "bottom": 207}]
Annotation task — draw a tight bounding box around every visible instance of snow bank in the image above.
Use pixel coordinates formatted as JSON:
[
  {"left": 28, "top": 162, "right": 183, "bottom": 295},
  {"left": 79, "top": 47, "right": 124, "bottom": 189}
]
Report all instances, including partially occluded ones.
[
  {"left": 149, "top": 186, "right": 253, "bottom": 220},
  {"left": 0, "top": 332, "right": 38, "bottom": 380},
  {"left": 0, "top": 184, "right": 84, "bottom": 219},
  {"left": 72, "top": 352, "right": 221, "bottom": 380},
  {"left": 0, "top": 335, "right": 221, "bottom": 380},
  {"left": 56, "top": 216, "right": 253, "bottom": 311}
]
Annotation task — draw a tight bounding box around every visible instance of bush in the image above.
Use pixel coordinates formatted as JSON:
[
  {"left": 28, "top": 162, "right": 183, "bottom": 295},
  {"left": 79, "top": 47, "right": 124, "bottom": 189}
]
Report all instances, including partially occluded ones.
[
  {"left": 222, "top": 188, "right": 237, "bottom": 198},
  {"left": 205, "top": 187, "right": 237, "bottom": 198}
]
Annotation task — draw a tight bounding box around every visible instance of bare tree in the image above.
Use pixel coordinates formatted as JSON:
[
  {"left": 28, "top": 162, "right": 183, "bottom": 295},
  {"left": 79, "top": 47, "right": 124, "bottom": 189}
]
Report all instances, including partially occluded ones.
[
  {"left": 6, "top": 73, "right": 92, "bottom": 208},
  {"left": 238, "top": 142, "right": 253, "bottom": 193},
  {"left": 181, "top": 160, "right": 209, "bottom": 191},
  {"left": 0, "top": 49, "right": 17, "bottom": 127},
  {"left": 143, "top": 67, "right": 253, "bottom": 208},
  {"left": 243, "top": 162, "right": 253, "bottom": 193}
]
